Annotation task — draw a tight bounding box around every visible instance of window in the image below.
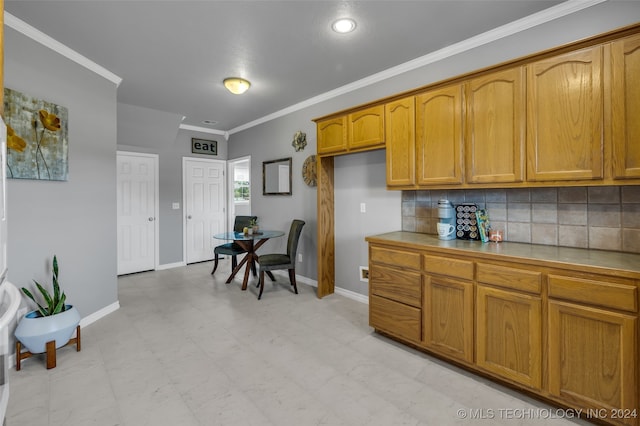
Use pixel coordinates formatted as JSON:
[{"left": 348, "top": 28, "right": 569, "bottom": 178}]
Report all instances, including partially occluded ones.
[{"left": 233, "top": 163, "right": 250, "bottom": 202}]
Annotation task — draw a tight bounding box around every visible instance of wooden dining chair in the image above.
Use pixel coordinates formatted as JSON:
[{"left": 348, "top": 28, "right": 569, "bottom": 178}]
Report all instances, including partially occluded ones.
[
  {"left": 256, "top": 219, "right": 305, "bottom": 299},
  {"left": 211, "top": 215, "right": 257, "bottom": 275}
]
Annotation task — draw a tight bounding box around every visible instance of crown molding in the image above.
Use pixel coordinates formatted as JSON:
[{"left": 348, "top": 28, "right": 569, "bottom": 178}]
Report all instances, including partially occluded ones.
[
  {"left": 228, "top": 0, "right": 605, "bottom": 135},
  {"left": 179, "top": 124, "right": 229, "bottom": 141},
  {"left": 4, "top": 11, "right": 123, "bottom": 87}
]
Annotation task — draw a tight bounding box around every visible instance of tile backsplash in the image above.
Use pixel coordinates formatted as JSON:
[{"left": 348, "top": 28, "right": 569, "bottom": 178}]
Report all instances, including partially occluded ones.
[{"left": 401, "top": 186, "right": 640, "bottom": 254}]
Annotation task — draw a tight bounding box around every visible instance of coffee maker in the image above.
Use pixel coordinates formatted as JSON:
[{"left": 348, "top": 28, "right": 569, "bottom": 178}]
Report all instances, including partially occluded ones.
[{"left": 437, "top": 199, "right": 456, "bottom": 240}]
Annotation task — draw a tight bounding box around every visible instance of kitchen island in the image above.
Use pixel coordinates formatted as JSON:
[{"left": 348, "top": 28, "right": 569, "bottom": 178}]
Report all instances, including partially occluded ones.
[{"left": 366, "top": 231, "right": 640, "bottom": 426}]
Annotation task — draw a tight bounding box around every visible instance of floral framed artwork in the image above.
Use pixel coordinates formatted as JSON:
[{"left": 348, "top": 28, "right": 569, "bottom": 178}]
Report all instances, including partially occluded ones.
[{"left": 4, "top": 88, "right": 69, "bottom": 181}]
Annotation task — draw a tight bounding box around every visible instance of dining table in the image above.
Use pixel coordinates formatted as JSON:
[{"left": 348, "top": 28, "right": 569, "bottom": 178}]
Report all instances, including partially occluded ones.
[{"left": 212, "top": 230, "right": 285, "bottom": 291}]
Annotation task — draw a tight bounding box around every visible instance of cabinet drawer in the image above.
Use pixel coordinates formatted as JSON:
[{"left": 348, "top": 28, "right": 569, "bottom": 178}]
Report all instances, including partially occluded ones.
[
  {"left": 370, "top": 295, "right": 421, "bottom": 342},
  {"left": 370, "top": 265, "right": 422, "bottom": 307},
  {"left": 423, "top": 254, "right": 473, "bottom": 280},
  {"left": 548, "top": 275, "right": 638, "bottom": 313},
  {"left": 371, "top": 245, "right": 421, "bottom": 270},
  {"left": 477, "top": 263, "right": 541, "bottom": 294}
]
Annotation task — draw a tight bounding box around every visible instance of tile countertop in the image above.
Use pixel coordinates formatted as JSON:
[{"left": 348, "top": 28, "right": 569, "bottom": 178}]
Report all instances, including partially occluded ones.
[{"left": 365, "top": 231, "right": 640, "bottom": 279}]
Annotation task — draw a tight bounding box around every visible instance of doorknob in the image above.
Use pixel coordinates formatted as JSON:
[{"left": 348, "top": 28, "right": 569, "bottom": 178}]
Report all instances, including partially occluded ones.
[
  {"left": 187, "top": 215, "right": 192, "bottom": 219},
  {"left": 148, "top": 217, "right": 154, "bottom": 221}
]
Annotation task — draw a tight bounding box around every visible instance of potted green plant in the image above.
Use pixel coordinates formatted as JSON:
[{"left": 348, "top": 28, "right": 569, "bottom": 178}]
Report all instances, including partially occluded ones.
[
  {"left": 14, "top": 255, "right": 81, "bottom": 354},
  {"left": 249, "top": 217, "right": 259, "bottom": 233}
]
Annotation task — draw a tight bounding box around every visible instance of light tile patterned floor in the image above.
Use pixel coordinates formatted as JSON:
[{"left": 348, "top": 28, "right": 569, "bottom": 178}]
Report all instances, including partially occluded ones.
[{"left": 7, "top": 261, "right": 588, "bottom": 425}]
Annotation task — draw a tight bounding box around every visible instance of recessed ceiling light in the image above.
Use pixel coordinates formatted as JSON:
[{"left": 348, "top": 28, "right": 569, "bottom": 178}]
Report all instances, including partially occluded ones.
[
  {"left": 331, "top": 18, "right": 357, "bottom": 34},
  {"left": 202, "top": 120, "right": 217, "bottom": 125}
]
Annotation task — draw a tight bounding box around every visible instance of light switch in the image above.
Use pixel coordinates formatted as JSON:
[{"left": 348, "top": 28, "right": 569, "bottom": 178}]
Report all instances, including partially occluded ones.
[
  {"left": 360, "top": 203, "right": 366, "bottom": 213},
  {"left": 172, "top": 202, "right": 180, "bottom": 210}
]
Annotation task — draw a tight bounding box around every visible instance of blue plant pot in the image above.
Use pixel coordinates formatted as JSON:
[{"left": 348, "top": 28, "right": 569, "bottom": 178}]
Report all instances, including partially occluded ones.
[{"left": 14, "top": 305, "right": 81, "bottom": 354}]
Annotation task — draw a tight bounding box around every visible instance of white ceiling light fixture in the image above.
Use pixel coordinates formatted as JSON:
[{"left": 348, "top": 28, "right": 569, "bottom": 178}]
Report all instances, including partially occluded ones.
[
  {"left": 223, "top": 77, "right": 251, "bottom": 95},
  {"left": 331, "top": 18, "right": 357, "bottom": 34}
]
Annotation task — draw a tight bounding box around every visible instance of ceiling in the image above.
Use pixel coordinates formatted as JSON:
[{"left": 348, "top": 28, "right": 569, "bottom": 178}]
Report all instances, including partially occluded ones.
[{"left": 5, "top": 1, "right": 572, "bottom": 135}]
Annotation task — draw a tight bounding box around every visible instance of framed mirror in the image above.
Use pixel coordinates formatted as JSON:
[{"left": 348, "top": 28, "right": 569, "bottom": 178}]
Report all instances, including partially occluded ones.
[{"left": 263, "top": 157, "right": 292, "bottom": 195}]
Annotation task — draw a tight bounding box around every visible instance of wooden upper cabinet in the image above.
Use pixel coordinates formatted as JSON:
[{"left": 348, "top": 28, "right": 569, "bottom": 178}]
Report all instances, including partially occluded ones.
[
  {"left": 466, "top": 67, "right": 525, "bottom": 184},
  {"left": 416, "top": 85, "right": 464, "bottom": 185},
  {"left": 611, "top": 33, "right": 640, "bottom": 179},
  {"left": 317, "top": 116, "right": 347, "bottom": 155},
  {"left": 526, "top": 46, "right": 604, "bottom": 182},
  {"left": 385, "top": 97, "right": 416, "bottom": 187},
  {"left": 348, "top": 105, "right": 385, "bottom": 150},
  {"left": 317, "top": 105, "right": 383, "bottom": 155}
]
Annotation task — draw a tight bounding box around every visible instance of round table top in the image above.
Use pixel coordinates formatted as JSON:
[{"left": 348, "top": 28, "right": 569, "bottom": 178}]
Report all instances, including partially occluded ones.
[{"left": 213, "top": 230, "right": 285, "bottom": 241}]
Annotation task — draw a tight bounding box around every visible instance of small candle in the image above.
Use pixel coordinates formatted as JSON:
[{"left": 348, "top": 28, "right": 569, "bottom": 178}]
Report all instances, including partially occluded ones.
[{"left": 489, "top": 229, "right": 503, "bottom": 242}]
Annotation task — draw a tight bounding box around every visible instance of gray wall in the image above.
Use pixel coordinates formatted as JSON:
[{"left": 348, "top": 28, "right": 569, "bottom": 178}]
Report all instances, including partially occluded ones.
[
  {"left": 226, "top": 113, "right": 318, "bottom": 279},
  {"left": 335, "top": 151, "right": 401, "bottom": 294},
  {"left": 5, "top": 27, "right": 119, "bottom": 318},
  {"left": 117, "top": 103, "right": 229, "bottom": 265},
  {"left": 227, "top": 1, "right": 640, "bottom": 296}
]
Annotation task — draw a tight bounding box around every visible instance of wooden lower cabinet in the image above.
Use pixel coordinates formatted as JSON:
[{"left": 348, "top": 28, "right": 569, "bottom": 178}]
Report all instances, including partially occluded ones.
[
  {"left": 370, "top": 294, "right": 421, "bottom": 343},
  {"left": 548, "top": 300, "right": 637, "bottom": 425},
  {"left": 369, "top": 248, "right": 422, "bottom": 344},
  {"left": 423, "top": 274, "right": 473, "bottom": 363},
  {"left": 476, "top": 285, "right": 542, "bottom": 389},
  {"left": 367, "top": 239, "right": 640, "bottom": 425}
]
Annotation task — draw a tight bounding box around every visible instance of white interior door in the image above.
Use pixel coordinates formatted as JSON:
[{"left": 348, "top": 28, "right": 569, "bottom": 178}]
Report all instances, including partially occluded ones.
[
  {"left": 117, "top": 152, "right": 158, "bottom": 275},
  {"left": 184, "top": 158, "right": 226, "bottom": 264}
]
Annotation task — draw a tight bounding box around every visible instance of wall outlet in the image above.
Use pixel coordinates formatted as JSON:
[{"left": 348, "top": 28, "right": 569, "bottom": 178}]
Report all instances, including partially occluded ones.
[
  {"left": 298, "top": 253, "right": 303, "bottom": 262},
  {"left": 359, "top": 266, "right": 369, "bottom": 282}
]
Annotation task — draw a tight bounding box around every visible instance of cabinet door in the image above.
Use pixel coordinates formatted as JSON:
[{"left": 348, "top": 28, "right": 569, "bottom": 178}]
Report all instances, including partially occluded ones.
[
  {"left": 348, "top": 105, "right": 385, "bottom": 150},
  {"left": 317, "top": 116, "right": 347, "bottom": 154},
  {"left": 548, "top": 300, "right": 637, "bottom": 420},
  {"left": 385, "top": 97, "right": 416, "bottom": 187},
  {"left": 416, "top": 85, "right": 464, "bottom": 185},
  {"left": 611, "top": 33, "right": 640, "bottom": 179},
  {"left": 423, "top": 274, "right": 473, "bottom": 362},
  {"left": 527, "top": 46, "right": 603, "bottom": 181},
  {"left": 466, "top": 67, "right": 525, "bottom": 183},
  {"left": 476, "top": 285, "right": 541, "bottom": 389}
]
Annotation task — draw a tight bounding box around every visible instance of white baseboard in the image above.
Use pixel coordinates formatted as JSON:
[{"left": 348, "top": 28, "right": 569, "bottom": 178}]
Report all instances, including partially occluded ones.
[
  {"left": 79, "top": 301, "right": 120, "bottom": 328},
  {"left": 334, "top": 286, "right": 369, "bottom": 304},
  {"left": 156, "top": 261, "right": 186, "bottom": 270},
  {"left": 271, "top": 271, "right": 369, "bottom": 305}
]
